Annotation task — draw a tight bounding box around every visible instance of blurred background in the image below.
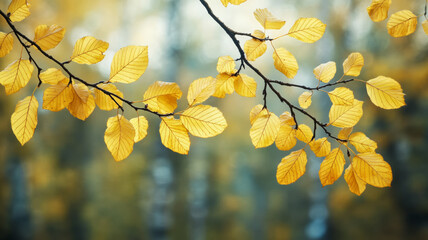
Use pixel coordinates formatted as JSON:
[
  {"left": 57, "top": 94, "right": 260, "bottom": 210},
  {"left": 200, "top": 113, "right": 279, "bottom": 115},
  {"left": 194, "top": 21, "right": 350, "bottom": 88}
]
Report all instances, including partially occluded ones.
[{"left": 1, "top": 0, "right": 428, "bottom": 239}]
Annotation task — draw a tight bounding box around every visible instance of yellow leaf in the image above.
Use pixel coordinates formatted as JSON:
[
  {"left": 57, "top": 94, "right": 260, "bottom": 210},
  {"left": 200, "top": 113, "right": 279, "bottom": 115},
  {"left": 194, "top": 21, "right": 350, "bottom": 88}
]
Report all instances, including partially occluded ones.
[
  {"left": 275, "top": 124, "right": 297, "bottom": 151},
  {"left": 104, "top": 115, "right": 135, "bottom": 161},
  {"left": 343, "top": 52, "right": 364, "bottom": 77},
  {"left": 244, "top": 30, "right": 267, "bottom": 61},
  {"left": 273, "top": 48, "right": 298, "bottom": 79},
  {"left": 329, "top": 99, "right": 363, "bottom": 128},
  {"left": 367, "top": 0, "right": 391, "bottom": 22},
  {"left": 33, "top": 24, "right": 65, "bottom": 51},
  {"left": 11, "top": 95, "right": 38, "bottom": 145},
  {"left": 298, "top": 91, "right": 312, "bottom": 109},
  {"left": 181, "top": 105, "right": 227, "bottom": 138},
  {"left": 254, "top": 8, "right": 285, "bottom": 30},
  {"left": 187, "top": 77, "right": 216, "bottom": 106},
  {"left": 42, "top": 83, "right": 74, "bottom": 112},
  {"left": 249, "top": 104, "right": 265, "bottom": 125},
  {"left": 39, "top": 68, "right": 67, "bottom": 85},
  {"left": 349, "top": 132, "right": 378, "bottom": 153},
  {"left": 276, "top": 149, "right": 307, "bottom": 185},
  {"left": 344, "top": 164, "right": 367, "bottom": 196},
  {"left": 160, "top": 116, "right": 191, "bottom": 155},
  {"left": 94, "top": 84, "right": 123, "bottom": 111},
  {"left": 143, "top": 81, "right": 182, "bottom": 114},
  {"left": 352, "top": 153, "right": 392, "bottom": 187},
  {"left": 130, "top": 116, "right": 148, "bottom": 143},
  {"left": 7, "top": 0, "right": 30, "bottom": 22},
  {"left": 423, "top": 20, "right": 428, "bottom": 35},
  {"left": 296, "top": 124, "right": 313, "bottom": 143},
  {"left": 387, "top": 10, "right": 417, "bottom": 37},
  {"left": 216, "top": 56, "right": 236, "bottom": 74},
  {"left": 366, "top": 76, "right": 405, "bottom": 109},
  {"left": 288, "top": 18, "right": 326, "bottom": 43},
  {"left": 0, "top": 32, "right": 14, "bottom": 57},
  {"left": 109, "top": 46, "right": 148, "bottom": 83},
  {"left": 309, "top": 137, "right": 331, "bottom": 157},
  {"left": 279, "top": 111, "right": 296, "bottom": 126},
  {"left": 250, "top": 111, "right": 280, "bottom": 148},
  {"left": 328, "top": 87, "right": 354, "bottom": 106},
  {"left": 228, "top": 0, "right": 247, "bottom": 5},
  {"left": 67, "top": 83, "right": 95, "bottom": 120},
  {"left": 338, "top": 127, "right": 353, "bottom": 142},
  {"left": 234, "top": 74, "right": 257, "bottom": 97},
  {"left": 213, "top": 73, "right": 236, "bottom": 98},
  {"left": 319, "top": 148, "right": 345, "bottom": 186},
  {"left": 220, "top": 0, "right": 229, "bottom": 7},
  {"left": 71, "top": 36, "right": 109, "bottom": 64},
  {"left": 0, "top": 59, "right": 33, "bottom": 95},
  {"left": 314, "top": 61, "right": 336, "bottom": 83}
]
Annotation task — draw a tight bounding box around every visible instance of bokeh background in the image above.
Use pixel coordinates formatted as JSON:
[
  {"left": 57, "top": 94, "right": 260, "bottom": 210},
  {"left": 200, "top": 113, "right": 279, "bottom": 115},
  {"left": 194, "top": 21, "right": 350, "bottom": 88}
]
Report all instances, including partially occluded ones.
[{"left": 1, "top": 0, "right": 428, "bottom": 239}]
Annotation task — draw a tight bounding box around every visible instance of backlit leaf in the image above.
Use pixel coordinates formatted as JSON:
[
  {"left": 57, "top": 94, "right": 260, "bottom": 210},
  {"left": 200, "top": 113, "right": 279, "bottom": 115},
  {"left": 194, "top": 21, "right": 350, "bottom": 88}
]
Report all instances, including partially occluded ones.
[
  {"left": 244, "top": 30, "right": 267, "bottom": 61},
  {"left": 367, "top": 0, "right": 391, "bottom": 22},
  {"left": 0, "top": 32, "right": 13, "bottom": 57},
  {"left": 296, "top": 124, "right": 313, "bottom": 143},
  {"left": 67, "top": 83, "right": 95, "bottom": 120},
  {"left": 143, "top": 81, "right": 182, "bottom": 114},
  {"left": 104, "top": 115, "right": 135, "bottom": 161},
  {"left": 250, "top": 111, "right": 280, "bottom": 148},
  {"left": 11, "top": 95, "right": 38, "bottom": 145},
  {"left": 309, "top": 137, "right": 331, "bottom": 157},
  {"left": 7, "top": 0, "right": 30, "bottom": 22},
  {"left": 130, "top": 116, "right": 148, "bottom": 143},
  {"left": 344, "top": 164, "right": 367, "bottom": 196},
  {"left": 42, "top": 83, "right": 74, "bottom": 112},
  {"left": 40, "top": 68, "right": 67, "bottom": 85},
  {"left": 276, "top": 149, "right": 307, "bottom": 185},
  {"left": 234, "top": 74, "right": 257, "bottom": 97},
  {"left": 423, "top": 20, "right": 428, "bottom": 35},
  {"left": 33, "top": 24, "right": 65, "bottom": 51},
  {"left": 319, "top": 148, "right": 345, "bottom": 186},
  {"left": 329, "top": 99, "right": 363, "bottom": 128},
  {"left": 216, "top": 56, "right": 236, "bottom": 74},
  {"left": 352, "top": 153, "right": 392, "bottom": 187},
  {"left": 298, "top": 91, "right": 312, "bottom": 109},
  {"left": 228, "top": 0, "right": 247, "bottom": 5},
  {"left": 343, "top": 52, "right": 364, "bottom": 77},
  {"left": 71, "top": 36, "right": 109, "bottom": 64},
  {"left": 273, "top": 48, "right": 298, "bottom": 79},
  {"left": 220, "top": 0, "right": 229, "bottom": 7},
  {"left": 275, "top": 124, "right": 297, "bottom": 151},
  {"left": 0, "top": 59, "right": 33, "bottom": 95},
  {"left": 187, "top": 77, "right": 216, "bottom": 106},
  {"left": 279, "top": 111, "right": 296, "bottom": 126},
  {"left": 249, "top": 104, "right": 265, "bottom": 125},
  {"left": 213, "top": 73, "right": 236, "bottom": 98},
  {"left": 254, "top": 8, "right": 285, "bottom": 30},
  {"left": 109, "top": 46, "right": 148, "bottom": 83},
  {"left": 94, "top": 84, "right": 123, "bottom": 111},
  {"left": 328, "top": 87, "right": 354, "bottom": 106},
  {"left": 387, "top": 10, "right": 417, "bottom": 37},
  {"left": 160, "top": 117, "right": 190, "bottom": 155},
  {"left": 288, "top": 18, "right": 326, "bottom": 43},
  {"left": 349, "top": 132, "right": 378, "bottom": 153},
  {"left": 314, "top": 61, "right": 336, "bottom": 83},
  {"left": 366, "top": 76, "right": 405, "bottom": 109},
  {"left": 181, "top": 105, "right": 227, "bottom": 138},
  {"left": 338, "top": 127, "right": 353, "bottom": 143}
]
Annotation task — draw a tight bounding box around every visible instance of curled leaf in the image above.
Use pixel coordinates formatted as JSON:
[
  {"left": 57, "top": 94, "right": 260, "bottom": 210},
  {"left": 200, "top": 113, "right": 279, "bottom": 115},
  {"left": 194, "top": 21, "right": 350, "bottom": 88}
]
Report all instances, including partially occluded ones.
[{"left": 254, "top": 8, "right": 285, "bottom": 30}]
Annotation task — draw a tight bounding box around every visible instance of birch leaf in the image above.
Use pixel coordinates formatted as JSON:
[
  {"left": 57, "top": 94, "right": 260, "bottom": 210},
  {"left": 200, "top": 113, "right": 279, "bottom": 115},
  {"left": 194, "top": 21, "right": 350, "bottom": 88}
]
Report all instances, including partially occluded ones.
[
  {"left": 130, "top": 116, "right": 149, "bottom": 143},
  {"left": 296, "top": 124, "right": 313, "bottom": 143},
  {"left": 279, "top": 111, "right": 296, "bottom": 126},
  {"left": 343, "top": 52, "right": 364, "bottom": 77},
  {"left": 42, "top": 83, "right": 74, "bottom": 112},
  {"left": 67, "top": 83, "right": 95, "bottom": 120},
  {"left": 109, "top": 46, "right": 148, "bottom": 83},
  {"left": 0, "top": 59, "right": 33, "bottom": 95},
  {"left": 349, "top": 132, "right": 378, "bottom": 153},
  {"left": 254, "top": 8, "right": 285, "bottom": 30},
  {"left": 0, "top": 32, "right": 14, "bottom": 57},
  {"left": 40, "top": 68, "right": 67, "bottom": 85},
  {"left": 104, "top": 115, "right": 135, "bottom": 161},
  {"left": 71, "top": 36, "right": 109, "bottom": 64},
  {"left": 228, "top": 0, "right": 247, "bottom": 5},
  {"left": 11, "top": 95, "right": 38, "bottom": 145},
  {"left": 7, "top": 0, "right": 31, "bottom": 22},
  {"left": 314, "top": 61, "right": 336, "bottom": 83},
  {"left": 367, "top": 0, "right": 392, "bottom": 22},
  {"left": 33, "top": 24, "right": 65, "bottom": 51},
  {"left": 387, "top": 10, "right": 417, "bottom": 37},
  {"left": 187, "top": 77, "right": 216, "bottom": 106},
  {"left": 160, "top": 117, "right": 191, "bottom": 155},
  {"left": 352, "top": 153, "right": 393, "bottom": 187},
  {"left": 234, "top": 74, "right": 257, "bottom": 97},
  {"left": 298, "top": 91, "right": 312, "bottom": 109},
  {"left": 366, "top": 76, "right": 405, "bottom": 109},
  {"left": 250, "top": 111, "right": 280, "bottom": 148},
  {"left": 213, "top": 73, "right": 236, "bottom": 98},
  {"left": 275, "top": 124, "right": 297, "bottom": 151},
  {"left": 329, "top": 99, "right": 363, "bottom": 128},
  {"left": 328, "top": 87, "right": 354, "bottom": 106},
  {"left": 94, "top": 83, "right": 123, "bottom": 111},
  {"left": 216, "top": 56, "right": 236, "bottom": 75},
  {"left": 273, "top": 48, "right": 298, "bottom": 79},
  {"left": 338, "top": 127, "right": 353, "bottom": 143},
  {"left": 319, "top": 148, "right": 345, "bottom": 186},
  {"left": 249, "top": 104, "right": 265, "bottom": 125},
  {"left": 344, "top": 164, "right": 367, "bottom": 196},
  {"left": 309, "top": 137, "right": 331, "bottom": 157},
  {"left": 143, "top": 81, "right": 182, "bottom": 114},
  {"left": 181, "top": 105, "right": 227, "bottom": 138},
  {"left": 276, "top": 149, "right": 307, "bottom": 185},
  {"left": 244, "top": 30, "right": 267, "bottom": 61},
  {"left": 288, "top": 18, "right": 326, "bottom": 43}
]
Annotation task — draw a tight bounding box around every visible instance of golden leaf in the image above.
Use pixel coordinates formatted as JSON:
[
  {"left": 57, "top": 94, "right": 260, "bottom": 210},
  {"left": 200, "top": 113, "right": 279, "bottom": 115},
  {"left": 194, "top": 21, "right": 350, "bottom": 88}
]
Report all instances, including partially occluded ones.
[
  {"left": 288, "top": 18, "right": 326, "bottom": 43},
  {"left": 367, "top": 0, "right": 391, "bottom": 22},
  {"left": 276, "top": 149, "right": 307, "bottom": 185},
  {"left": 109, "top": 46, "right": 148, "bottom": 83},
  {"left": 94, "top": 84, "right": 123, "bottom": 111},
  {"left": 329, "top": 99, "right": 363, "bottom": 128},
  {"left": 249, "top": 104, "right": 265, "bottom": 125},
  {"left": 33, "top": 24, "right": 65, "bottom": 51},
  {"left": 7, "top": 0, "right": 30, "bottom": 22},
  {"left": 328, "top": 87, "right": 354, "bottom": 106},
  {"left": 338, "top": 127, "right": 353, "bottom": 143},
  {"left": 254, "top": 8, "right": 285, "bottom": 30},
  {"left": 67, "top": 83, "right": 95, "bottom": 120},
  {"left": 275, "top": 124, "right": 297, "bottom": 151},
  {"left": 387, "top": 10, "right": 417, "bottom": 37},
  {"left": 104, "top": 115, "right": 135, "bottom": 161},
  {"left": 319, "top": 148, "right": 345, "bottom": 186},
  {"left": 273, "top": 48, "right": 298, "bottom": 79},
  {"left": 220, "top": 0, "right": 229, "bottom": 7},
  {"left": 160, "top": 116, "right": 191, "bottom": 155},
  {"left": 187, "top": 77, "right": 216, "bottom": 106},
  {"left": 130, "top": 116, "right": 148, "bottom": 143},
  {"left": 296, "top": 124, "right": 313, "bottom": 143},
  {"left": 213, "top": 73, "right": 236, "bottom": 98},
  {"left": 42, "top": 83, "right": 74, "bottom": 112},
  {"left": 244, "top": 30, "right": 267, "bottom": 61},
  {"left": 298, "top": 91, "right": 312, "bottom": 109},
  {"left": 216, "top": 56, "right": 236, "bottom": 75},
  {"left": 309, "top": 137, "right": 331, "bottom": 157},
  {"left": 279, "top": 111, "right": 296, "bottom": 126},
  {"left": 228, "top": 0, "right": 247, "bottom": 5},
  {"left": 343, "top": 52, "right": 364, "bottom": 77},
  {"left": 344, "top": 164, "right": 367, "bottom": 196},
  {"left": 11, "top": 95, "right": 38, "bottom": 145},
  {"left": 71, "top": 36, "right": 109, "bottom": 64},
  {"left": 234, "top": 74, "right": 257, "bottom": 97},
  {"left": 40, "top": 68, "right": 67, "bottom": 85},
  {"left": 143, "top": 81, "right": 182, "bottom": 114},
  {"left": 181, "top": 105, "right": 227, "bottom": 138},
  {"left": 423, "top": 20, "right": 428, "bottom": 35},
  {"left": 349, "top": 132, "right": 378, "bottom": 153},
  {"left": 352, "top": 153, "right": 392, "bottom": 187},
  {"left": 250, "top": 111, "right": 280, "bottom": 148},
  {"left": 0, "top": 59, "right": 33, "bottom": 95},
  {"left": 366, "top": 76, "right": 405, "bottom": 109},
  {"left": 314, "top": 61, "right": 336, "bottom": 83},
  {"left": 0, "top": 32, "right": 14, "bottom": 57}
]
